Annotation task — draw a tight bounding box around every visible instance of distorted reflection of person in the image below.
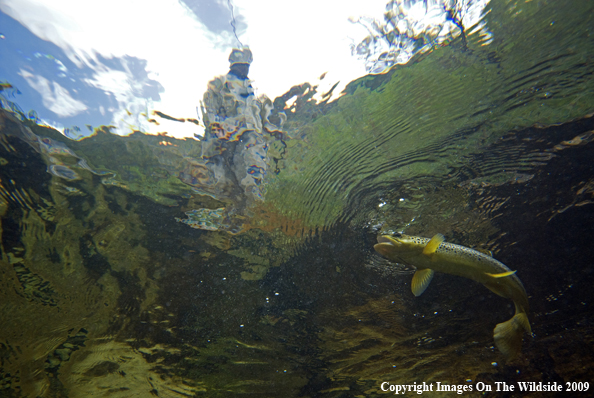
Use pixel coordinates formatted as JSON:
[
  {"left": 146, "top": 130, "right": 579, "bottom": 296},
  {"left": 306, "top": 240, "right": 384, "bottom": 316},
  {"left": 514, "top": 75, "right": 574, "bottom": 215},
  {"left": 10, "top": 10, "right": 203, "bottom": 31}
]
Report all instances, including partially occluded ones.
[{"left": 199, "top": 47, "right": 270, "bottom": 219}]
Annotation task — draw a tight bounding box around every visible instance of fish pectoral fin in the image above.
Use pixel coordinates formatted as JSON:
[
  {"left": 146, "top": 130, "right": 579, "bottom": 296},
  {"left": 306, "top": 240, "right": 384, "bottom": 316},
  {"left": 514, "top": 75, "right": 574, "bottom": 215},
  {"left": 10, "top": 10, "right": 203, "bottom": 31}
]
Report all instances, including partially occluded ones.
[
  {"left": 486, "top": 270, "right": 517, "bottom": 278},
  {"left": 422, "top": 233, "right": 445, "bottom": 256},
  {"left": 411, "top": 269, "right": 435, "bottom": 297}
]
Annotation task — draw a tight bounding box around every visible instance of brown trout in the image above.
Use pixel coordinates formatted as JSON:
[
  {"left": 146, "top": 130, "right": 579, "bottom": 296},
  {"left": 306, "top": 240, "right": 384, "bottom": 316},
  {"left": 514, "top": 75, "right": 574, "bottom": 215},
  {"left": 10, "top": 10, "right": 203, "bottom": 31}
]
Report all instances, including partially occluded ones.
[{"left": 374, "top": 233, "right": 531, "bottom": 359}]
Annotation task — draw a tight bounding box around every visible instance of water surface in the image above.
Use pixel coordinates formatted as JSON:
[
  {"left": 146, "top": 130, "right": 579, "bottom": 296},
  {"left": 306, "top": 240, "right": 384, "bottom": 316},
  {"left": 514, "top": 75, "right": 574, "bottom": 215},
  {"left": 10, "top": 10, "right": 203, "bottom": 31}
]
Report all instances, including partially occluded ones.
[{"left": 1, "top": 0, "right": 594, "bottom": 397}]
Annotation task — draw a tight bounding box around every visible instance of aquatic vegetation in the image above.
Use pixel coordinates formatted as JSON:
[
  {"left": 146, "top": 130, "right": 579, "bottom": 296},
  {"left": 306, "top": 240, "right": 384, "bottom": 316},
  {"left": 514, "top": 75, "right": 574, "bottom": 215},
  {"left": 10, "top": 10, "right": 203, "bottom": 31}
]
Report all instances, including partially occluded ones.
[{"left": 1, "top": 0, "right": 594, "bottom": 395}]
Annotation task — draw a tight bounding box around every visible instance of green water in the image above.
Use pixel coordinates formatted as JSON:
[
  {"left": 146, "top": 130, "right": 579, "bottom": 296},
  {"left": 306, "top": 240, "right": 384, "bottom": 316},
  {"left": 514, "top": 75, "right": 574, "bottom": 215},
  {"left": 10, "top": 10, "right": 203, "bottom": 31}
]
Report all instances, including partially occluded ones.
[{"left": 1, "top": 0, "right": 594, "bottom": 396}]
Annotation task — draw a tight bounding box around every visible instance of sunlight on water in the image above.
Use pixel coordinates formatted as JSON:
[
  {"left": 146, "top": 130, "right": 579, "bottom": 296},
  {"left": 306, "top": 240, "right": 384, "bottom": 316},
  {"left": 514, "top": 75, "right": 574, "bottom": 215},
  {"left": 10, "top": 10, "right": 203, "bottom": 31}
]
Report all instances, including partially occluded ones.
[{"left": 1, "top": 0, "right": 594, "bottom": 397}]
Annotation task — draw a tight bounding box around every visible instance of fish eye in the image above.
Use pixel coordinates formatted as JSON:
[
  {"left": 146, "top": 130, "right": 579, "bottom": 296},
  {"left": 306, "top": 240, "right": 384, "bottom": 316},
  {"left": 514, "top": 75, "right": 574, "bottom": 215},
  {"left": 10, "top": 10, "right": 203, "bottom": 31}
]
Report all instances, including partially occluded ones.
[{"left": 392, "top": 232, "right": 403, "bottom": 237}]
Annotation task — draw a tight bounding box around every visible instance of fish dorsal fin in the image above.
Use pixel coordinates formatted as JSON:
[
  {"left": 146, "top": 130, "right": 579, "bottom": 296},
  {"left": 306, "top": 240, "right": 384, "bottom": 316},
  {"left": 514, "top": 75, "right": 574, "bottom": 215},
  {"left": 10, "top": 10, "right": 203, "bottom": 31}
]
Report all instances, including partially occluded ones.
[
  {"left": 411, "top": 269, "right": 435, "bottom": 296},
  {"left": 486, "top": 270, "right": 517, "bottom": 278},
  {"left": 475, "top": 248, "right": 493, "bottom": 257},
  {"left": 422, "top": 233, "right": 445, "bottom": 256}
]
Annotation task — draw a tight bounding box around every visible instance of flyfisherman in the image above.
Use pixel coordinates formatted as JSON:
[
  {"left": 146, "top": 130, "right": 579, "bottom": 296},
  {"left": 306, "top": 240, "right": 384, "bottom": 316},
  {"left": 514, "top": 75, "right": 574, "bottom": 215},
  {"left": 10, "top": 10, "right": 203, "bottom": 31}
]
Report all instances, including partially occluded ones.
[
  {"left": 199, "top": 47, "right": 269, "bottom": 209},
  {"left": 177, "top": 48, "right": 289, "bottom": 233}
]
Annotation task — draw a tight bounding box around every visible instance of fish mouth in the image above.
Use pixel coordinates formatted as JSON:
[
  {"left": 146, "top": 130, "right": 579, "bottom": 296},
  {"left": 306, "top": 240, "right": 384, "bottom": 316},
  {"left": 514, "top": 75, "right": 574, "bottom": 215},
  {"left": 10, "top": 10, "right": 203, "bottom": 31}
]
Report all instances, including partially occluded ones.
[
  {"left": 377, "top": 236, "right": 393, "bottom": 244},
  {"left": 374, "top": 235, "right": 401, "bottom": 257},
  {"left": 374, "top": 236, "right": 409, "bottom": 266},
  {"left": 376, "top": 234, "right": 401, "bottom": 245}
]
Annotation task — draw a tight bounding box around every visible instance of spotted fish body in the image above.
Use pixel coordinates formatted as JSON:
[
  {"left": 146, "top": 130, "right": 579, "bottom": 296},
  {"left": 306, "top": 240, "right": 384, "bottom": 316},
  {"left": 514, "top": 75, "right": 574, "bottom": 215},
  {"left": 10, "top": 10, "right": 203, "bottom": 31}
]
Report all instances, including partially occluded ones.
[{"left": 374, "top": 233, "right": 531, "bottom": 359}]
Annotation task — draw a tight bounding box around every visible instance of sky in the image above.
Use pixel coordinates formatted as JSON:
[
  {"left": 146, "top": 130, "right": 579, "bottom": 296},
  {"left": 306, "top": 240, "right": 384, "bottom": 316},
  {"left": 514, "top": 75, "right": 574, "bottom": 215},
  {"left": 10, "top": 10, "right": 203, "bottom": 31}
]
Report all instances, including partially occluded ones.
[
  {"left": 0, "top": 0, "right": 388, "bottom": 138},
  {"left": 0, "top": 0, "right": 490, "bottom": 139}
]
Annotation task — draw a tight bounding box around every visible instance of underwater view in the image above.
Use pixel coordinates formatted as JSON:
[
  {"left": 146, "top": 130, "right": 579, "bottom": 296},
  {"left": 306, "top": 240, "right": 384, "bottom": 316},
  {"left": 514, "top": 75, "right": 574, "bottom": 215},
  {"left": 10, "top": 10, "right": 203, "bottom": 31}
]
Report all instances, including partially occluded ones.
[{"left": 1, "top": 0, "right": 594, "bottom": 396}]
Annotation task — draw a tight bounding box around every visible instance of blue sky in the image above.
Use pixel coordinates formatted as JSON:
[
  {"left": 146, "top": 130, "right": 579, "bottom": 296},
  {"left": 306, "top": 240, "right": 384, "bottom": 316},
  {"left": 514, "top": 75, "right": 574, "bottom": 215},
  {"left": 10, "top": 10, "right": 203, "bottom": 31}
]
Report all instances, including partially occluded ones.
[
  {"left": 1, "top": 11, "right": 118, "bottom": 135},
  {"left": 0, "top": 0, "right": 488, "bottom": 138}
]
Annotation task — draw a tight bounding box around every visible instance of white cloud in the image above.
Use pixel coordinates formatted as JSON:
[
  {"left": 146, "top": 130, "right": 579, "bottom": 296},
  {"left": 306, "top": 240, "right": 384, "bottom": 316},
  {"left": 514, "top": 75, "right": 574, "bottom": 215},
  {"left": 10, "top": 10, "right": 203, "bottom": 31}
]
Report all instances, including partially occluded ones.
[
  {"left": 1, "top": 0, "right": 227, "bottom": 136},
  {"left": 233, "top": 0, "right": 386, "bottom": 101},
  {"left": 18, "top": 69, "right": 88, "bottom": 117},
  {"left": 83, "top": 68, "right": 146, "bottom": 133},
  {"left": 2, "top": 0, "right": 387, "bottom": 137}
]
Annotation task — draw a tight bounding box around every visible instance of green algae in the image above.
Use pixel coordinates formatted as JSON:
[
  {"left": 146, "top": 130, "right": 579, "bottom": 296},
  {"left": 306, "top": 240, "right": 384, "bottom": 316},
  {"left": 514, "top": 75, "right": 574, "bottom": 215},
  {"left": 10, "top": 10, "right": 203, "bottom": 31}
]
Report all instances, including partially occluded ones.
[
  {"left": 263, "top": 0, "right": 594, "bottom": 231},
  {"left": 1, "top": 1, "right": 594, "bottom": 396}
]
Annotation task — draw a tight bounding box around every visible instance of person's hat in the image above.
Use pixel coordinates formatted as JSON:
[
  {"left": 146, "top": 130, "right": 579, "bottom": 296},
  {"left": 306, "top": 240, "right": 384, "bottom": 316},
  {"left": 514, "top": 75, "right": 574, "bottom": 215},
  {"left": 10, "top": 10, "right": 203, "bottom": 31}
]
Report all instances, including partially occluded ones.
[{"left": 229, "top": 47, "right": 253, "bottom": 66}]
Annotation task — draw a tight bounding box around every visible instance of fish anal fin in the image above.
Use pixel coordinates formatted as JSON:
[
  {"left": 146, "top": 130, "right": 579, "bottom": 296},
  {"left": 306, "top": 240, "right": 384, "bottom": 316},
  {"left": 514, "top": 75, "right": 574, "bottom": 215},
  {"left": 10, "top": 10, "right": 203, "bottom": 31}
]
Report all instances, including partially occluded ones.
[
  {"left": 486, "top": 270, "right": 517, "bottom": 278},
  {"left": 422, "top": 234, "right": 445, "bottom": 256},
  {"left": 411, "top": 269, "right": 435, "bottom": 297},
  {"left": 483, "top": 281, "right": 507, "bottom": 298}
]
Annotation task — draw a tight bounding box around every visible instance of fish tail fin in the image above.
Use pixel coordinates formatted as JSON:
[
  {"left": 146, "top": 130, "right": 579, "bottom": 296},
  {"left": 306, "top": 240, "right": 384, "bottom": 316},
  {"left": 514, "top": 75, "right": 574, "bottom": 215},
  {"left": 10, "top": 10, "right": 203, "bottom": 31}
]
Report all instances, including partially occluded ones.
[{"left": 493, "top": 310, "right": 531, "bottom": 359}]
